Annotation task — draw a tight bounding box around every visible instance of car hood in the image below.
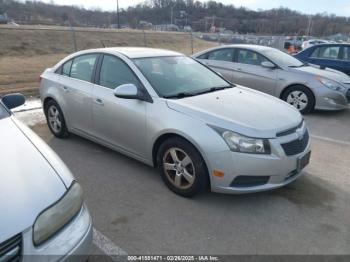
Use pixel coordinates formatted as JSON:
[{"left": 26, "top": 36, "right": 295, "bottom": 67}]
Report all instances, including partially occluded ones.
[
  {"left": 291, "top": 65, "right": 350, "bottom": 84},
  {"left": 166, "top": 86, "right": 302, "bottom": 138},
  {"left": 0, "top": 117, "right": 67, "bottom": 242}
]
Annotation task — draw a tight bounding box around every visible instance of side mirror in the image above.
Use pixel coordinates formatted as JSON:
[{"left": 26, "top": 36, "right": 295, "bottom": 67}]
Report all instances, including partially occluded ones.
[
  {"left": 261, "top": 61, "right": 276, "bottom": 69},
  {"left": 113, "top": 84, "right": 139, "bottom": 99},
  {"left": 1, "top": 93, "right": 25, "bottom": 109}
]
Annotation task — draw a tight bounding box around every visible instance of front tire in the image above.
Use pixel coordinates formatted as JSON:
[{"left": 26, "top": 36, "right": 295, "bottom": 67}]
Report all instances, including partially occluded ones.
[
  {"left": 281, "top": 85, "right": 315, "bottom": 114},
  {"left": 157, "top": 137, "right": 209, "bottom": 197},
  {"left": 44, "top": 100, "right": 69, "bottom": 138}
]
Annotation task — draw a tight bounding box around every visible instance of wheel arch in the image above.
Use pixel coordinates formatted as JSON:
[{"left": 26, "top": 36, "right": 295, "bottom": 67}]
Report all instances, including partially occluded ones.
[
  {"left": 152, "top": 132, "right": 211, "bottom": 188},
  {"left": 279, "top": 83, "right": 316, "bottom": 101}
]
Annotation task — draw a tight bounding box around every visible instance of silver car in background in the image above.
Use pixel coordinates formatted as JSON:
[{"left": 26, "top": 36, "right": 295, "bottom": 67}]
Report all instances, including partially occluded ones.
[
  {"left": 40, "top": 47, "right": 310, "bottom": 197},
  {"left": 0, "top": 94, "right": 92, "bottom": 261},
  {"left": 193, "top": 45, "right": 350, "bottom": 113}
]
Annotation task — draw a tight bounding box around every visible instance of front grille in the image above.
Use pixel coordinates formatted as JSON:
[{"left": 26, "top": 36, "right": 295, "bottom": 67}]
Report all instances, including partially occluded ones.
[
  {"left": 230, "top": 176, "right": 270, "bottom": 188},
  {"left": 281, "top": 130, "right": 309, "bottom": 156},
  {"left": 346, "top": 89, "right": 350, "bottom": 103},
  {"left": 0, "top": 234, "right": 22, "bottom": 262}
]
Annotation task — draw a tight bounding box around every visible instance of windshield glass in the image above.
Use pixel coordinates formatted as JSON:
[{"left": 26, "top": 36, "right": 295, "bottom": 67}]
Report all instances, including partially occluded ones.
[
  {"left": 0, "top": 102, "right": 9, "bottom": 120},
  {"left": 133, "top": 56, "right": 231, "bottom": 98},
  {"left": 263, "top": 49, "right": 304, "bottom": 67}
]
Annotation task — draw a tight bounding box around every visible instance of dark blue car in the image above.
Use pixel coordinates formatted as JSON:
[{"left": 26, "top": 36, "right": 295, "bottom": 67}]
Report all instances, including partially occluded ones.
[{"left": 295, "top": 44, "right": 350, "bottom": 76}]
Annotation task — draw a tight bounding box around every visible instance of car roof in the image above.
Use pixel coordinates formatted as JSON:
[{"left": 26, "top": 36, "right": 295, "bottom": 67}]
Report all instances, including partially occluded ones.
[
  {"left": 73, "top": 47, "right": 184, "bottom": 59},
  {"left": 193, "top": 44, "right": 276, "bottom": 57}
]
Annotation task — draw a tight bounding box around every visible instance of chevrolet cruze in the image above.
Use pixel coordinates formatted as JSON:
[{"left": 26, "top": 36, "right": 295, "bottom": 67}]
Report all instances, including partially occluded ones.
[
  {"left": 40, "top": 47, "right": 311, "bottom": 197},
  {"left": 0, "top": 94, "right": 92, "bottom": 261}
]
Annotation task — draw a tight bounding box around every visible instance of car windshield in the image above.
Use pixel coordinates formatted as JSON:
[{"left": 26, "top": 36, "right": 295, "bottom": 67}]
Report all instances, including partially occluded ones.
[
  {"left": 0, "top": 102, "right": 9, "bottom": 120},
  {"left": 263, "top": 49, "right": 305, "bottom": 67},
  {"left": 133, "top": 56, "right": 232, "bottom": 98}
]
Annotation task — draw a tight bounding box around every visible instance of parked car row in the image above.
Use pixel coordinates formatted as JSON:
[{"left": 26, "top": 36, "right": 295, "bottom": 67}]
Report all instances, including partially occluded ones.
[{"left": 1, "top": 44, "right": 349, "bottom": 261}]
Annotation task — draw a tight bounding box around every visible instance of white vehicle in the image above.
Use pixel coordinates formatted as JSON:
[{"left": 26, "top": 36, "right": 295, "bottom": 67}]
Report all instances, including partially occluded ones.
[
  {"left": 302, "top": 39, "right": 329, "bottom": 50},
  {"left": 0, "top": 94, "right": 92, "bottom": 261}
]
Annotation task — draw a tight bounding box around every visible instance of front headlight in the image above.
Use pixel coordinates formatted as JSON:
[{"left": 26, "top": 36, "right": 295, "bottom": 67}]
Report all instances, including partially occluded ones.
[
  {"left": 210, "top": 126, "right": 270, "bottom": 154},
  {"left": 33, "top": 182, "right": 83, "bottom": 246},
  {"left": 316, "top": 76, "right": 346, "bottom": 92}
]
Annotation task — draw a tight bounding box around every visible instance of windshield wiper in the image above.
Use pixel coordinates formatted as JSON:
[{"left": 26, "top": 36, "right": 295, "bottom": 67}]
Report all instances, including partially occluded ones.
[
  {"left": 163, "top": 92, "right": 195, "bottom": 99},
  {"left": 289, "top": 63, "right": 308, "bottom": 68},
  {"left": 195, "top": 85, "right": 233, "bottom": 95}
]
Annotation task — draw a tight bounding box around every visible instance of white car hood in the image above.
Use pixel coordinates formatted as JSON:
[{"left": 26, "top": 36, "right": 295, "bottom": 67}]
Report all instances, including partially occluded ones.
[
  {"left": 0, "top": 117, "right": 67, "bottom": 242},
  {"left": 292, "top": 65, "right": 350, "bottom": 84},
  {"left": 166, "top": 86, "right": 302, "bottom": 138}
]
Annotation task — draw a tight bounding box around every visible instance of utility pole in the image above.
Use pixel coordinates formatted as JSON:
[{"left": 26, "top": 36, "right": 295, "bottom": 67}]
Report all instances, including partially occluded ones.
[
  {"left": 171, "top": 7, "right": 174, "bottom": 25},
  {"left": 306, "top": 15, "right": 312, "bottom": 36},
  {"left": 116, "top": 0, "right": 120, "bottom": 29}
]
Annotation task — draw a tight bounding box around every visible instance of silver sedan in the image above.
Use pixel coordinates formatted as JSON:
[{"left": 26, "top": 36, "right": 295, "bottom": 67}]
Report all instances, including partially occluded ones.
[
  {"left": 0, "top": 94, "right": 92, "bottom": 261},
  {"left": 193, "top": 45, "right": 350, "bottom": 113},
  {"left": 40, "top": 47, "right": 310, "bottom": 196}
]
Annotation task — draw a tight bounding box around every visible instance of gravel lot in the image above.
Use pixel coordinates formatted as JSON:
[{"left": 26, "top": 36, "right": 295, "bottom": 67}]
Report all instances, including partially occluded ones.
[{"left": 15, "top": 105, "right": 350, "bottom": 257}]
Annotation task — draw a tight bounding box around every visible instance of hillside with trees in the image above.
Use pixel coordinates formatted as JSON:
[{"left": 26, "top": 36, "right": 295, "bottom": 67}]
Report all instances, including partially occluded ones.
[{"left": 1, "top": 0, "right": 350, "bottom": 36}]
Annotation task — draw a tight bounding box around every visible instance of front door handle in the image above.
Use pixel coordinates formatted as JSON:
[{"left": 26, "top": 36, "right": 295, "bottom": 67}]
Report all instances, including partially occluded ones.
[
  {"left": 95, "top": 98, "right": 104, "bottom": 106},
  {"left": 62, "top": 86, "right": 68, "bottom": 91}
]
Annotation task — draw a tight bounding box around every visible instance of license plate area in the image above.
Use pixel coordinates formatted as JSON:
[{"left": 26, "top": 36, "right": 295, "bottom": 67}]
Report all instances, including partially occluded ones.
[{"left": 297, "top": 151, "right": 311, "bottom": 172}]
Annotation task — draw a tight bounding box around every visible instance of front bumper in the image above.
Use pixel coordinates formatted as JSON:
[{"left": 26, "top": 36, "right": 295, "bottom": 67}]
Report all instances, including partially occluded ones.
[
  {"left": 314, "top": 87, "right": 350, "bottom": 111},
  {"left": 207, "top": 127, "right": 311, "bottom": 194},
  {"left": 22, "top": 204, "right": 92, "bottom": 262}
]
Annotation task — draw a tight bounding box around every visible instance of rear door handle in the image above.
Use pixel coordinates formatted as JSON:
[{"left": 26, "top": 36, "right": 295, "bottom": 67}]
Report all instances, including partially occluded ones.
[
  {"left": 237, "top": 68, "right": 242, "bottom": 71},
  {"left": 95, "top": 98, "right": 104, "bottom": 106},
  {"left": 62, "top": 86, "right": 68, "bottom": 91}
]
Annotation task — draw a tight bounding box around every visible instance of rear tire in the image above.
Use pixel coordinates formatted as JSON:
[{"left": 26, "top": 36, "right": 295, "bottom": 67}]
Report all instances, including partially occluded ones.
[
  {"left": 281, "top": 85, "right": 315, "bottom": 114},
  {"left": 157, "top": 137, "right": 209, "bottom": 197},
  {"left": 44, "top": 100, "right": 69, "bottom": 138}
]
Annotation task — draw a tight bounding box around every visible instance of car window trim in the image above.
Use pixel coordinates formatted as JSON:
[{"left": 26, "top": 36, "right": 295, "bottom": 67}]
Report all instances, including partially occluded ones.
[{"left": 95, "top": 53, "right": 153, "bottom": 103}]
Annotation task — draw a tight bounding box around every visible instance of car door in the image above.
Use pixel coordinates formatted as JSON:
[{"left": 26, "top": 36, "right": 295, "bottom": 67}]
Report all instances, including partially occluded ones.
[
  {"left": 232, "top": 49, "right": 277, "bottom": 95},
  {"left": 57, "top": 53, "right": 98, "bottom": 134},
  {"left": 196, "top": 48, "right": 235, "bottom": 82},
  {"left": 92, "top": 54, "right": 147, "bottom": 158},
  {"left": 309, "top": 45, "right": 342, "bottom": 71}
]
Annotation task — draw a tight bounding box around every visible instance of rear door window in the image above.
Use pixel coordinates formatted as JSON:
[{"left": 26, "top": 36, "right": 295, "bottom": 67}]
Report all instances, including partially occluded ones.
[
  {"left": 62, "top": 60, "right": 73, "bottom": 76},
  {"left": 207, "top": 49, "right": 235, "bottom": 62},
  {"left": 341, "top": 47, "right": 350, "bottom": 61},
  {"left": 70, "top": 54, "right": 98, "bottom": 82}
]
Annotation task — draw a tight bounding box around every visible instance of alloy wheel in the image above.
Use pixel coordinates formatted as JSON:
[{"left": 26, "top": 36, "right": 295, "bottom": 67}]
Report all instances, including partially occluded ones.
[
  {"left": 162, "top": 147, "right": 196, "bottom": 190},
  {"left": 48, "top": 105, "right": 62, "bottom": 133},
  {"left": 286, "top": 91, "right": 308, "bottom": 111}
]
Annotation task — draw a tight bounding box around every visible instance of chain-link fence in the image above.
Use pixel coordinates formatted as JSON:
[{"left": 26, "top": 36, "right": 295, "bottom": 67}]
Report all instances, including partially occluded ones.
[{"left": 0, "top": 25, "right": 289, "bottom": 95}]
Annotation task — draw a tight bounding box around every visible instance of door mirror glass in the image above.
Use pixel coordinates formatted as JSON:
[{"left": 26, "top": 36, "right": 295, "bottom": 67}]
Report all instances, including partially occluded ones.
[
  {"left": 1, "top": 93, "right": 25, "bottom": 109},
  {"left": 261, "top": 61, "right": 276, "bottom": 69},
  {"left": 113, "top": 84, "right": 139, "bottom": 99}
]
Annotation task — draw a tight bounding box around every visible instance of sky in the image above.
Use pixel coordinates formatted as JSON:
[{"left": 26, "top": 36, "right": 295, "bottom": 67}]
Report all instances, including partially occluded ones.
[{"left": 38, "top": 0, "right": 350, "bottom": 16}]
